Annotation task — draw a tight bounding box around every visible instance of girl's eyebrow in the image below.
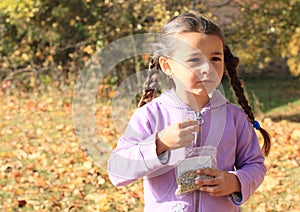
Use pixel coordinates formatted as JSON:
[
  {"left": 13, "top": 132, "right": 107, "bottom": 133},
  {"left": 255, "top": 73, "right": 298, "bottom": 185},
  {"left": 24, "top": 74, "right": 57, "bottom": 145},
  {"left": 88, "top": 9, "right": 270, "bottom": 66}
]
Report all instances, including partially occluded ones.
[
  {"left": 187, "top": 52, "right": 204, "bottom": 57},
  {"left": 212, "top": 51, "right": 223, "bottom": 55}
]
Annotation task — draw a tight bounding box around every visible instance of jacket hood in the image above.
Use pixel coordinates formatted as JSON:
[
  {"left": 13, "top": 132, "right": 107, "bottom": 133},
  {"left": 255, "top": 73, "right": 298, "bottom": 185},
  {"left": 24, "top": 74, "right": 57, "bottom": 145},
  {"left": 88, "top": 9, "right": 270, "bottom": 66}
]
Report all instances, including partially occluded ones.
[{"left": 154, "top": 89, "right": 228, "bottom": 111}]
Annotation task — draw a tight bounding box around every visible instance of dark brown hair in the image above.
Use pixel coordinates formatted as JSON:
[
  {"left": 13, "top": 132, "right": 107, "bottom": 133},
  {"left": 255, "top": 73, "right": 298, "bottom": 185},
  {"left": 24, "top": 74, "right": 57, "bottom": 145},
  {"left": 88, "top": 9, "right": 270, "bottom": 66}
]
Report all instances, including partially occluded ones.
[{"left": 138, "top": 12, "right": 271, "bottom": 156}]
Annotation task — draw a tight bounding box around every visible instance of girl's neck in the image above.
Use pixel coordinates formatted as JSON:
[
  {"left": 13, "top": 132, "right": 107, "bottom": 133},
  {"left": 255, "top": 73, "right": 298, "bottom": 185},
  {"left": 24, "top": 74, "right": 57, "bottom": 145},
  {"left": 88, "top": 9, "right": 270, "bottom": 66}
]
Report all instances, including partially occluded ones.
[{"left": 175, "top": 88, "right": 209, "bottom": 112}]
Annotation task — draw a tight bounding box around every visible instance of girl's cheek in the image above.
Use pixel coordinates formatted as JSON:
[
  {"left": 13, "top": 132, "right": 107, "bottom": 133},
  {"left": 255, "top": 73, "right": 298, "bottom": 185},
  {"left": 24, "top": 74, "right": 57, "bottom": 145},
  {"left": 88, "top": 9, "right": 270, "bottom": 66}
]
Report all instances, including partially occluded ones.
[{"left": 214, "top": 65, "right": 224, "bottom": 78}]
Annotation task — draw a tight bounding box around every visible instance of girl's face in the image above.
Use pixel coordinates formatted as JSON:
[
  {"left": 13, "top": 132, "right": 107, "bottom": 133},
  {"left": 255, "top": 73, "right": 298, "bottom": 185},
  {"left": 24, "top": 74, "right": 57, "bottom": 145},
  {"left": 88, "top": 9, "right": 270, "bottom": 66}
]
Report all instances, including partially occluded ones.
[{"left": 160, "top": 32, "right": 224, "bottom": 96}]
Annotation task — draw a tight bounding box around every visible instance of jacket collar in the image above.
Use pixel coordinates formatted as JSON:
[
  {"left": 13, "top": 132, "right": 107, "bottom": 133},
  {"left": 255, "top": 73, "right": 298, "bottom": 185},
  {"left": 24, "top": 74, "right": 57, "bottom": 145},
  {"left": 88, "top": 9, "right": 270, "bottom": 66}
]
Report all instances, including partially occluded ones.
[{"left": 156, "top": 89, "right": 228, "bottom": 112}]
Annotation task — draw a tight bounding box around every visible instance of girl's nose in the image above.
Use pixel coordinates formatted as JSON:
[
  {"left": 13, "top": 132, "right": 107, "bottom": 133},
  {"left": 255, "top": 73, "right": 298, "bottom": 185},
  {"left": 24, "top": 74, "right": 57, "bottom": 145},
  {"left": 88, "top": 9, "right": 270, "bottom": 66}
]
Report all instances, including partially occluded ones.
[{"left": 199, "top": 62, "right": 213, "bottom": 75}]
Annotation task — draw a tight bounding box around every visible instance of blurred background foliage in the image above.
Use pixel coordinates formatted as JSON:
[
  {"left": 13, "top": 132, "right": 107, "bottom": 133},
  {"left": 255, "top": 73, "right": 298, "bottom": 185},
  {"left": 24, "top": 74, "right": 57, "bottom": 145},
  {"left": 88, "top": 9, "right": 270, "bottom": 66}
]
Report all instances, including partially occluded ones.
[
  {"left": 0, "top": 0, "right": 299, "bottom": 93},
  {"left": 0, "top": 2, "right": 300, "bottom": 210}
]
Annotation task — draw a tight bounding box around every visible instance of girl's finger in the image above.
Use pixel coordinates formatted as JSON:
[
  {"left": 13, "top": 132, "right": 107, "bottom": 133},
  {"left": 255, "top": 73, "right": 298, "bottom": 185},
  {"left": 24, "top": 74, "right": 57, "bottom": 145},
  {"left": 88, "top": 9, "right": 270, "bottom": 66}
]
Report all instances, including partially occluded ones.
[
  {"left": 179, "top": 120, "right": 199, "bottom": 128},
  {"left": 182, "top": 134, "right": 195, "bottom": 145},
  {"left": 182, "top": 125, "right": 200, "bottom": 134},
  {"left": 200, "top": 185, "right": 218, "bottom": 192},
  {"left": 197, "top": 168, "right": 220, "bottom": 177},
  {"left": 199, "top": 186, "right": 223, "bottom": 197},
  {"left": 195, "top": 177, "right": 219, "bottom": 186}
]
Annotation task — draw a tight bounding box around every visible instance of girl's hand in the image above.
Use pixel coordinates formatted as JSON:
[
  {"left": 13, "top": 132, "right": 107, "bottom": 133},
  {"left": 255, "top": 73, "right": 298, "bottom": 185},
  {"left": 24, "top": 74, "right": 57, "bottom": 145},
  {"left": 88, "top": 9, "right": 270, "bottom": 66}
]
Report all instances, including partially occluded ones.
[
  {"left": 195, "top": 168, "right": 241, "bottom": 197},
  {"left": 156, "top": 120, "right": 199, "bottom": 155}
]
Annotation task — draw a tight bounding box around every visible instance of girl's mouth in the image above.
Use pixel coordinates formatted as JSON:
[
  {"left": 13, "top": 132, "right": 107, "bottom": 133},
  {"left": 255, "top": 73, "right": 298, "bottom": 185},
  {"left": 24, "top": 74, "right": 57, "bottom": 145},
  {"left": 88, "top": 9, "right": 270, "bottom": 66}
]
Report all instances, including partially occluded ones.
[{"left": 198, "top": 79, "right": 213, "bottom": 83}]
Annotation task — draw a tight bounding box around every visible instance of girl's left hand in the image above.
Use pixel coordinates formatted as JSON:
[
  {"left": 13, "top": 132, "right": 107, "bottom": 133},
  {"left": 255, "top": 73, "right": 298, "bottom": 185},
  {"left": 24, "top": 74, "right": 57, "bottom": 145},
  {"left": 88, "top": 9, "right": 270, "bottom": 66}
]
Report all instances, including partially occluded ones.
[{"left": 195, "top": 168, "right": 241, "bottom": 197}]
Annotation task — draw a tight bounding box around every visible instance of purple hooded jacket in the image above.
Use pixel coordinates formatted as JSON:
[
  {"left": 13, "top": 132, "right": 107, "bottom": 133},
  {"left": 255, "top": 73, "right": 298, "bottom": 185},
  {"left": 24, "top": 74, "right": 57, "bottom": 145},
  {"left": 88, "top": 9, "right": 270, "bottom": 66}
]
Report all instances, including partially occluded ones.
[{"left": 108, "top": 89, "right": 266, "bottom": 212}]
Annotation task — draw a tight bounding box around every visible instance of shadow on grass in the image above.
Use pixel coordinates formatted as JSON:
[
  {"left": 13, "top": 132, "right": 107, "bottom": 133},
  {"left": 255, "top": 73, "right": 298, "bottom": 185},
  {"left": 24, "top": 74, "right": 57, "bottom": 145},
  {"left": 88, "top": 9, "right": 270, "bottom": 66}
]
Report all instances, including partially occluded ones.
[
  {"left": 222, "top": 74, "right": 300, "bottom": 123},
  {"left": 269, "top": 114, "right": 300, "bottom": 123}
]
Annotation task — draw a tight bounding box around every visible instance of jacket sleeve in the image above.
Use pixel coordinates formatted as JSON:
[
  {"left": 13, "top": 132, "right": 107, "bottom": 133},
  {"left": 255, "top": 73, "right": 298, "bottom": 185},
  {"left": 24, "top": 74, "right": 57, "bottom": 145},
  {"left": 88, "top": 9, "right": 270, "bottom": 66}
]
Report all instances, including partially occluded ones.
[
  {"left": 229, "top": 112, "right": 267, "bottom": 206},
  {"left": 107, "top": 106, "right": 169, "bottom": 186}
]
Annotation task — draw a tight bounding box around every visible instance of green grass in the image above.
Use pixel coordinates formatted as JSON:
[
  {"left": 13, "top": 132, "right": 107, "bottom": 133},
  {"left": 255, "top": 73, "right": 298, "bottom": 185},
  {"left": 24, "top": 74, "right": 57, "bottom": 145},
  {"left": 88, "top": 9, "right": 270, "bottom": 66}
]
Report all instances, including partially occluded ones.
[
  {"left": 244, "top": 75, "right": 300, "bottom": 111},
  {"left": 222, "top": 75, "right": 300, "bottom": 122}
]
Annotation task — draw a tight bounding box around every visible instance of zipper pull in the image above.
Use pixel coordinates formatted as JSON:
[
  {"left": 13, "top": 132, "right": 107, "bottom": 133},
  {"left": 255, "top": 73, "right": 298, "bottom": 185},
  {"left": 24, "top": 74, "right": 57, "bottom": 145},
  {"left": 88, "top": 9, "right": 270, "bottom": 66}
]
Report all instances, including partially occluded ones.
[{"left": 196, "top": 112, "right": 204, "bottom": 125}]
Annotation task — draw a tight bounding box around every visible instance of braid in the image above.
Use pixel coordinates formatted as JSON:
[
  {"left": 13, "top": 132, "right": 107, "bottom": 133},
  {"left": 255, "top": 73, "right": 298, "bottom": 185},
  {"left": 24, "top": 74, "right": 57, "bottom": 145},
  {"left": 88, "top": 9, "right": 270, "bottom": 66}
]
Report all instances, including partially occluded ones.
[
  {"left": 224, "top": 45, "right": 254, "bottom": 121},
  {"left": 224, "top": 45, "right": 271, "bottom": 156},
  {"left": 138, "top": 57, "right": 160, "bottom": 107}
]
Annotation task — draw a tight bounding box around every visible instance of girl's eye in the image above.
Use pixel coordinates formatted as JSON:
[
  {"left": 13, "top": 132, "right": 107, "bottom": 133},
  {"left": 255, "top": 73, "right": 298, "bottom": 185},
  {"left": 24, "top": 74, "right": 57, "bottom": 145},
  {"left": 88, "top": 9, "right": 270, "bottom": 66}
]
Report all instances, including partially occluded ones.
[
  {"left": 211, "top": 57, "right": 222, "bottom": 62},
  {"left": 187, "top": 58, "right": 201, "bottom": 63}
]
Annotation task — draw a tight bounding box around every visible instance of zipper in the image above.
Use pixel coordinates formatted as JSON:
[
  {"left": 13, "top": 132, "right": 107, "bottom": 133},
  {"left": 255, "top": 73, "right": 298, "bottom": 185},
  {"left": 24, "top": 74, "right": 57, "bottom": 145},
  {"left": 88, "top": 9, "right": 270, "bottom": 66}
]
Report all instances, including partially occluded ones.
[
  {"left": 195, "top": 112, "right": 202, "bottom": 147},
  {"left": 195, "top": 191, "right": 200, "bottom": 212},
  {"left": 195, "top": 112, "right": 202, "bottom": 212}
]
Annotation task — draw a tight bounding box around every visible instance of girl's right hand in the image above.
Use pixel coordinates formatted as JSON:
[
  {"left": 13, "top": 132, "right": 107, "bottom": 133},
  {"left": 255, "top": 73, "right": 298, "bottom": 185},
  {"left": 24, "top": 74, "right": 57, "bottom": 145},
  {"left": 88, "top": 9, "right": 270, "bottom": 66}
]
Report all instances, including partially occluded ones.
[{"left": 156, "top": 120, "right": 200, "bottom": 155}]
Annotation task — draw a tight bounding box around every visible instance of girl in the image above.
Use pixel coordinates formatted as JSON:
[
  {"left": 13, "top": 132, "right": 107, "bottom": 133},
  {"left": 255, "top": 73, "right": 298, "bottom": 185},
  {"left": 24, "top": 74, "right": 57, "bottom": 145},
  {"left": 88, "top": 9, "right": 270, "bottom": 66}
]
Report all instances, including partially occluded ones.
[{"left": 108, "top": 12, "right": 271, "bottom": 212}]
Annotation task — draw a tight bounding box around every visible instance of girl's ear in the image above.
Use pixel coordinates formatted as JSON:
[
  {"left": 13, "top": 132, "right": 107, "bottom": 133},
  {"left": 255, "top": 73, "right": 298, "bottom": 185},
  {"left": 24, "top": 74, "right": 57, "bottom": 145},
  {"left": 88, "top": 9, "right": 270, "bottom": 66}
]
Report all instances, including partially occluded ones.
[{"left": 159, "top": 56, "right": 173, "bottom": 77}]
